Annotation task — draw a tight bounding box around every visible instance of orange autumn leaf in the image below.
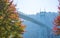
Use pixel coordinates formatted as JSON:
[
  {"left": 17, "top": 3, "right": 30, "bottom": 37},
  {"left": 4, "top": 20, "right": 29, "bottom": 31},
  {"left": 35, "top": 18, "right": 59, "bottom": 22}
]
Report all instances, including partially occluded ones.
[
  {"left": 9, "top": 13, "right": 19, "bottom": 19},
  {"left": 8, "top": 4, "right": 16, "bottom": 11},
  {"left": 20, "top": 24, "right": 26, "bottom": 29},
  {"left": 0, "top": 16, "right": 3, "bottom": 19},
  {"left": 4, "top": 0, "right": 9, "bottom": 2},
  {"left": 10, "top": 4, "right": 15, "bottom": 7}
]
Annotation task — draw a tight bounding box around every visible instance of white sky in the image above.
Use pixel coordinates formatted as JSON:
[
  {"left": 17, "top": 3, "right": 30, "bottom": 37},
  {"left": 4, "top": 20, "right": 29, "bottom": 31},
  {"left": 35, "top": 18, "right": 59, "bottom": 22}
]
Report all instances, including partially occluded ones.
[{"left": 13, "top": 0, "right": 58, "bottom": 15}]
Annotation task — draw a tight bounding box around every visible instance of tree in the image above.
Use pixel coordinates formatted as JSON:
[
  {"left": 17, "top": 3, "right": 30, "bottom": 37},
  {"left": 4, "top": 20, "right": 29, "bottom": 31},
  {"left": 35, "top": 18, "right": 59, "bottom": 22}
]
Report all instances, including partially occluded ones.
[
  {"left": 0, "top": 0, "right": 25, "bottom": 38},
  {"left": 53, "top": 0, "right": 60, "bottom": 35},
  {"left": 53, "top": 15, "right": 60, "bottom": 35}
]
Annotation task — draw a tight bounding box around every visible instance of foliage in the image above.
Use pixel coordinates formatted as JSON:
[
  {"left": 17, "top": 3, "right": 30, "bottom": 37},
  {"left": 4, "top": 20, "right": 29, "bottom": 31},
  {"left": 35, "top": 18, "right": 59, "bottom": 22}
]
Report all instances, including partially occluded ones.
[
  {"left": 0, "top": 0, "right": 25, "bottom": 38},
  {"left": 53, "top": 16, "right": 60, "bottom": 35}
]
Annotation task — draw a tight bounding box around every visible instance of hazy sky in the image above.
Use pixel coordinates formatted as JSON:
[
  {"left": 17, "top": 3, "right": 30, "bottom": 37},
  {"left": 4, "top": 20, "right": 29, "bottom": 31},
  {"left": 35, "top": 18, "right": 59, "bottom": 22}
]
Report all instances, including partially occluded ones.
[{"left": 13, "top": 0, "right": 58, "bottom": 14}]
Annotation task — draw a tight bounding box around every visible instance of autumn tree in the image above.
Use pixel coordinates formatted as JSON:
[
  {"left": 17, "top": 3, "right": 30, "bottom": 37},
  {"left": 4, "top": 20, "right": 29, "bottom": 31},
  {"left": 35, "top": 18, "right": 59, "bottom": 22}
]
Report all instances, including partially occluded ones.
[
  {"left": 53, "top": 0, "right": 60, "bottom": 35},
  {"left": 0, "top": 0, "right": 25, "bottom": 38}
]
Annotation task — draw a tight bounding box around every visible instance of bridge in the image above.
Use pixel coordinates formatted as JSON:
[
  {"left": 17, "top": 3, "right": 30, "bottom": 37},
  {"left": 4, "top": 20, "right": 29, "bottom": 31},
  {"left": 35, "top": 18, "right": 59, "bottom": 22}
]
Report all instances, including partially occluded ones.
[
  {"left": 18, "top": 13, "right": 60, "bottom": 38},
  {"left": 18, "top": 13, "right": 52, "bottom": 30}
]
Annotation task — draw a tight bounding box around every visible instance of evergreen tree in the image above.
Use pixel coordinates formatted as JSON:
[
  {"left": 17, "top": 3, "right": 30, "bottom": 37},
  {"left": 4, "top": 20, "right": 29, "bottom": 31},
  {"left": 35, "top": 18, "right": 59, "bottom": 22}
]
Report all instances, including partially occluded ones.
[{"left": 0, "top": 0, "right": 25, "bottom": 38}]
